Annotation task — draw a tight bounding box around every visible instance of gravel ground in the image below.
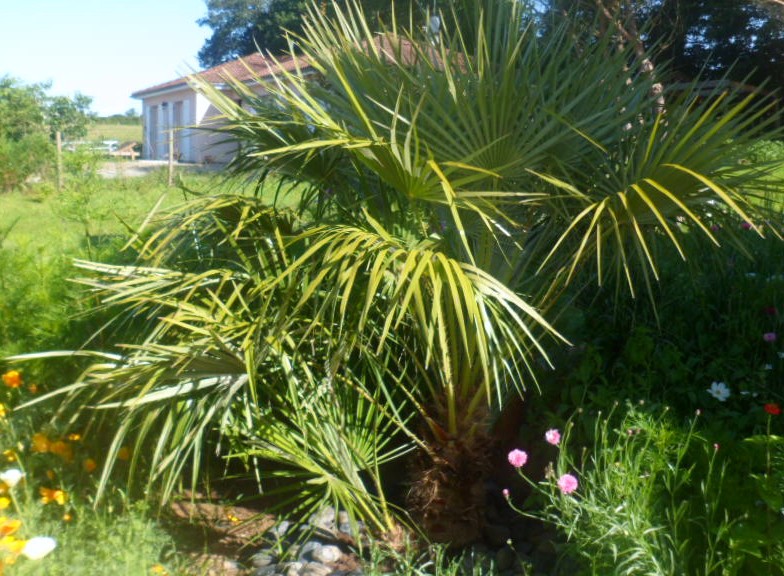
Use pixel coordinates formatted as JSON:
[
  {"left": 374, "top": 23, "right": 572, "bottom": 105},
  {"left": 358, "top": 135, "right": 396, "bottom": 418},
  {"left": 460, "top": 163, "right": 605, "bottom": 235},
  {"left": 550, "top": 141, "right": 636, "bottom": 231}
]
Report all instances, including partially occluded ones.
[{"left": 97, "top": 160, "right": 222, "bottom": 179}]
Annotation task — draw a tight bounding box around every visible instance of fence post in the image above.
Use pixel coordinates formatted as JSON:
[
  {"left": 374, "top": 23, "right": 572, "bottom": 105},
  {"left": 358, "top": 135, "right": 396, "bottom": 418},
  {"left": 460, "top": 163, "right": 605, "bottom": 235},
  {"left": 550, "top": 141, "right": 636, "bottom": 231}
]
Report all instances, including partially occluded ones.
[
  {"left": 168, "top": 130, "right": 174, "bottom": 187},
  {"left": 55, "top": 131, "right": 63, "bottom": 192}
]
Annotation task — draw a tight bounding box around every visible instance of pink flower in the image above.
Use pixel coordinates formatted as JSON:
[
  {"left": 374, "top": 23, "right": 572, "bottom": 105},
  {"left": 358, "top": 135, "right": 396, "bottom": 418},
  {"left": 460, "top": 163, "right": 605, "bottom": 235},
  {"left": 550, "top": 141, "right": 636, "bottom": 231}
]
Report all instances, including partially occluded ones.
[
  {"left": 763, "top": 306, "right": 778, "bottom": 316},
  {"left": 713, "top": 443, "right": 720, "bottom": 451},
  {"left": 741, "top": 221, "right": 753, "bottom": 230},
  {"left": 763, "top": 332, "right": 777, "bottom": 343},
  {"left": 557, "top": 473, "right": 579, "bottom": 494},
  {"left": 502, "top": 488, "right": 510, "bottom": 499},
  {"left": 507, "top": 449, "right": 528, "bottom": 468},
  {"left": 545, "top": 429, "right": 561, "bottom": 446}
]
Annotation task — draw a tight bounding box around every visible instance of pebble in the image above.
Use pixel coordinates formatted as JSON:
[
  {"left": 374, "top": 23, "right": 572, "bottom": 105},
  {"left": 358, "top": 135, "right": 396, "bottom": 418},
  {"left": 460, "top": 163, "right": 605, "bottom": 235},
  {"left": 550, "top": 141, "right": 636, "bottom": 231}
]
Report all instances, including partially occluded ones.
[
  {"left": 311, "top": 545, "right": 342, "bottom": 564},
  {"left": 242, "top": 489, "right": 553, "bottom": 575},
  {"left": 297, "top": 541, "right": 323, "bottom": 562},
  {"left": 250, "top": 552, "right": 277, "bottom": 568},
  {"left": 281, "top": 561, "right": 304, "bottom": 576},
  {"left": 300, "top": 562, "right": 333, "bottom": 576}
]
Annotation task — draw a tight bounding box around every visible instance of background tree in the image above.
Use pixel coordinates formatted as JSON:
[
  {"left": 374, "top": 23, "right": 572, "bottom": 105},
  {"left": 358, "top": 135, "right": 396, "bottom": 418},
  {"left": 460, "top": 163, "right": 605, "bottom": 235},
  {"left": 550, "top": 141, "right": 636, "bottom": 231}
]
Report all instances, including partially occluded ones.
[
  {"left": 0, "top": 77, "right": 48, "bottom": 142},
  {"left": 0, "top": 77, "right": 94, "bottom": 191},
  {"left": 545, "top": 0, "right": 784, "bottom": 92},
  {"left": 47, "top": 93, "right": 94, "bottom": 141},
  {"left": 197, "top": 0, "right": 426, "bottom": 66}
]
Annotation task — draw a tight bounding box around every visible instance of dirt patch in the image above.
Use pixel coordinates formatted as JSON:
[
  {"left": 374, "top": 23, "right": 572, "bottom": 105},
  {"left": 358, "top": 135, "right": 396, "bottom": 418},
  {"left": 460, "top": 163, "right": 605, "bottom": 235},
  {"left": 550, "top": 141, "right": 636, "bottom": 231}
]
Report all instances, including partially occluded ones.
[{"left": 164, "top": 493, "right": 276, "bottom": 575}]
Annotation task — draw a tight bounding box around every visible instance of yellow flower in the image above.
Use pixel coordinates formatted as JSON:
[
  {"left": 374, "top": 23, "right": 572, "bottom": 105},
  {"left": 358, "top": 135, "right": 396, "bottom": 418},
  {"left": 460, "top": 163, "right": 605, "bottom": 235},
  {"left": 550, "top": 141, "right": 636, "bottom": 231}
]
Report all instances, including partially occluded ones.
[
  {"left": 0, "top": 499, "right": 10, "bottom": 511},
  {"left": 150, "top": 564, "right": 169, "bottom": 575},
  {"left": 0, "top": 535, "right": 24, "bottom": 555},
  {"left": 117, "top": 446, "right": 131, "bottom": 461},
  {"left": 83, "top": 458, "right": 97, "bottom": 474},
  {"left": 2, "top": 451, "right": 15, "bottom": 463},
  {"left": 0, "top": 405, "right": 6, "bottom": 419},
  {"left": 27, "top": 384, "right": 38, "bottom": 394},
  {"left": 39, "top": 488, "right": 67, "bottom": 506},
  {"left": 62, "top": 512, "right": 72, "bottom": 522},
  {"left": 1, "top": 372, "right": 21, "bottom": 389},
  {"left": 66, "top": 433, "right": 81, "bottom": 442},
  {"left": 31, "top": 433, "right": 50, "bottom": 454},
  {"left": 45, "top": 470, "right": 56, "bottom": 481},
  {"left": 226, "top": 512, "right": 240, "bottom": 524}
]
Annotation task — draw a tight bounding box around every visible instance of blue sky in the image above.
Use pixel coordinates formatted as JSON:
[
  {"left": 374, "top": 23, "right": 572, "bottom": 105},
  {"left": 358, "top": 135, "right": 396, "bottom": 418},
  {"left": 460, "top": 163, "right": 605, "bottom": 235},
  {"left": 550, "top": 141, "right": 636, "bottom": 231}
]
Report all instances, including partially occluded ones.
[{"left": 0, "top": 0, "right": 211, "bottom": 116}]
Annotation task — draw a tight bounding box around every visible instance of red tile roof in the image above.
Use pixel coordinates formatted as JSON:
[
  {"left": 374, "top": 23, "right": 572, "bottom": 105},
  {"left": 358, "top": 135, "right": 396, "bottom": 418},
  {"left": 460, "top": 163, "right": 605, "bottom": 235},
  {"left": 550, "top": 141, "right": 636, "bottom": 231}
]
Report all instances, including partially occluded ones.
[
  {"left": 131, "top": 51, "right": 310, "bottom": 99},
  {"left": 131, "top": 35, "right": 435, "bottom": 100}
]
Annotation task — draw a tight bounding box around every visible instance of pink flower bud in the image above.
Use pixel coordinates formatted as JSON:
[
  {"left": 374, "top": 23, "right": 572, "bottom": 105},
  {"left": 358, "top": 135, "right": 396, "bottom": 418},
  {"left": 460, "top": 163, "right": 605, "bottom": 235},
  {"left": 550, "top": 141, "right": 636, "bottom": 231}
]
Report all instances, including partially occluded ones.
[
  {"left": 507, "top": 449, "right": 528, "bottom": 468},
  {"left": 545, "top": 429, "right": 561, "bottom": 446},
  {"left": 557, "top": 473, "right": 579, "bottom": 494}
]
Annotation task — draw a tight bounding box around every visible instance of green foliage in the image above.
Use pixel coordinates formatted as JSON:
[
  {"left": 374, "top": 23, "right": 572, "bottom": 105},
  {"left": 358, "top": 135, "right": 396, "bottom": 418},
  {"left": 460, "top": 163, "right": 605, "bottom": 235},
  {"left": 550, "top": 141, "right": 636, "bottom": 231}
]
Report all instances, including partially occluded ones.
[
  {"left": 551, "top": 210, "right": 784, "bottom": 438},
  {"left": 743, "top": 139, "right": 784, "bottom": 165}
]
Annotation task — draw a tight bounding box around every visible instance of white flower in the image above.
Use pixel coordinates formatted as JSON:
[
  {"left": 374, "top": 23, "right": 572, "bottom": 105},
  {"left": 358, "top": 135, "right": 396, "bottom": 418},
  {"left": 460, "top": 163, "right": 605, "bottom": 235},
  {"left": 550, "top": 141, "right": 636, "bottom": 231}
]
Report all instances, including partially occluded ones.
[
  {"left": 764, "top": 364, "right": 774, "bottom": 371},
  {"left": 707, "top": 381, "right": 731, "bottom": 402},
  {"left": 21, "top": 536, "right": 56, "bottom": 560},
  {"left": 0, "top": 469, "right": 23, "bottom": 489}
]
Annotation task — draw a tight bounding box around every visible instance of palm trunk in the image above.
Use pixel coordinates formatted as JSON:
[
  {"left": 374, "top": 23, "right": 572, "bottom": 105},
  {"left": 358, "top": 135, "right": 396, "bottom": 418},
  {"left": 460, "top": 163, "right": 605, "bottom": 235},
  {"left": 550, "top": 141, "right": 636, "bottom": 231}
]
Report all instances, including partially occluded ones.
[
  {"left": 595, "top": 0, "right": 666, "bottom": 116},
  {"left": 406, "top": 406, "right": 493, "bottom": 546}
]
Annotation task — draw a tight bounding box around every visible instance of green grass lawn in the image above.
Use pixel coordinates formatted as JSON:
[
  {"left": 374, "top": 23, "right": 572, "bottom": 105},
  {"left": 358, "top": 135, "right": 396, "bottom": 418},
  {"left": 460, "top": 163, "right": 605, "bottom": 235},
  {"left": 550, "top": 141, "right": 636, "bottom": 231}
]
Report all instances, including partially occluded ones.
[{"left": 86, "top": 123, "right": 143, "bottom": 144}]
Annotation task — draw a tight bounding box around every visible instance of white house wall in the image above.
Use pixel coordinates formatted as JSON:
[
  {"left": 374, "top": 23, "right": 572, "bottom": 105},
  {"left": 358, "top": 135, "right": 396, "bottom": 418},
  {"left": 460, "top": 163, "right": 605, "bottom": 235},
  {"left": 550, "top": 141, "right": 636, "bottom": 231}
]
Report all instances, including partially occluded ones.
[
  {"left": 139, "top": 88, "right": 198, "bottom": 162},
  {"left": 138, "top": 76, "right": 286, "bottom": 164}
]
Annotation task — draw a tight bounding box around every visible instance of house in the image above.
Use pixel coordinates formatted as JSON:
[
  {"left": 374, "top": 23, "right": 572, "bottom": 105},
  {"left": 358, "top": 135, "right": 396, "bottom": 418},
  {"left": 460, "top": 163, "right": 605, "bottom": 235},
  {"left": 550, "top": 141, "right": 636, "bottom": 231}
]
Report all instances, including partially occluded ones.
[
  {"left": 131, "top": 52, "right": 312, "bottom": 164},
  {"left": 131, "top": 36, "right": 428, "bottom": 164}
]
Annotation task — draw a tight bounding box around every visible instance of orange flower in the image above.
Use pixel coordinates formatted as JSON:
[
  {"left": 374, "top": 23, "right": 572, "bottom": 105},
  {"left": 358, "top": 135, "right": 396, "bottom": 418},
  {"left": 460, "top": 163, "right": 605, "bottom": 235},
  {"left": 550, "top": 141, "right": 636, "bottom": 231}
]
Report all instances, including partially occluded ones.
[
  {"left": 117, "top": 446, "right": 131, "bottom": 461},
  {"left": 39, "top": 487, "right": 67, "bottom": 506},
  {"left": 83, "top": 458, "right": 97, "bottom": 474},
  {"left": 27, "top": 384, "right": 38, "bottom": 394},
  {"left": 1, "top": 372, "right": 21, "bottom": 389},
  {"left": 31, "top": 433, "right": 50, "bottom": 453},
  {"left": 49, "top": 441, "right": 73, "bottom": 463},
  {"left": 0, "top": 518, "right": 20, "bottom": 537}
]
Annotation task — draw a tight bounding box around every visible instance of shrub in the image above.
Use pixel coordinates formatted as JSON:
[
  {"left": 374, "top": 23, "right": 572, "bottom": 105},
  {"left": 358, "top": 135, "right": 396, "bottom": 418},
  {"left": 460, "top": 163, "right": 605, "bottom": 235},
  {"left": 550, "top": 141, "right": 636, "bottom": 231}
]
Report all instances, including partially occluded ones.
[{"left": 0, "top": 134, "right": 53, "bottom": 192}]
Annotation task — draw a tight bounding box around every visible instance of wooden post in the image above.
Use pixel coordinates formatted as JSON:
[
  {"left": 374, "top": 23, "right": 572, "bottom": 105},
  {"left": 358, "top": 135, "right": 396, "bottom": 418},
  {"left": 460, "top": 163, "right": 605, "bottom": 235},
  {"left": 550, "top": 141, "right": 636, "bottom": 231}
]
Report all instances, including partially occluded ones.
[
  {"left": 55, "top": 131, "right": 63, "bottom": 192},
  {"left": 167, "top": 130, "right": 174, "bottom": 187}
]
